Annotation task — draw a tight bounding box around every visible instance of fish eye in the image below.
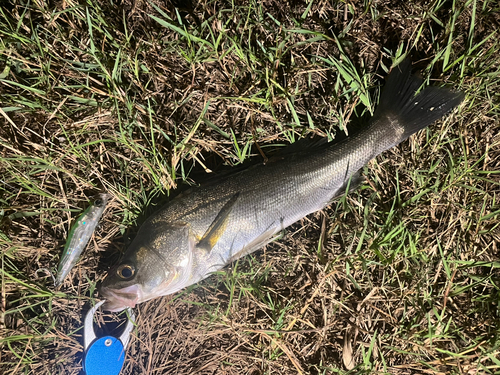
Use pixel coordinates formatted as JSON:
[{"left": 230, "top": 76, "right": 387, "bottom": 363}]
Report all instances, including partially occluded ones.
[
  {"left": 95, "top": 199, "right": 103, "bottom": 206},
  {"left": 116, "top": 264, "right": 135, "bottom": 279}
]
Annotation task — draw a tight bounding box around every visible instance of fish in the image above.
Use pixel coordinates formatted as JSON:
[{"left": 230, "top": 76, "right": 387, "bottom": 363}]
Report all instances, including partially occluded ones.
[
  {"left": 56, "top": 193, "right": 110, "bottom": 287},
  {"left": 100, "top": 59, "right": 464, "bottom": 312}
]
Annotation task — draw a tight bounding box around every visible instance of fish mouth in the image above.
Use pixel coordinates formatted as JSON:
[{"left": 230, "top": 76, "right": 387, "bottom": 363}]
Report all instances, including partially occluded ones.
[{"left": 100, "top": 284, "right": 142, "bottom": 312}]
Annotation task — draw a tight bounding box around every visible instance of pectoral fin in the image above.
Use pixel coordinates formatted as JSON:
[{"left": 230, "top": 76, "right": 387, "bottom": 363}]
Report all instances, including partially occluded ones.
[{"left": 197, "top": 192, "right": 240, "bottom": 253}]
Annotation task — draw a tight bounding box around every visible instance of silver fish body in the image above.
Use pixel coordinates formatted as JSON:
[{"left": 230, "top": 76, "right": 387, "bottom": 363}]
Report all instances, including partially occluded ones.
[
  {"left": 56, "top": 193, "right": 109, "bottom": 287},
  {"left": 101, "top": 60, "right": 464, "bottom": 311}
]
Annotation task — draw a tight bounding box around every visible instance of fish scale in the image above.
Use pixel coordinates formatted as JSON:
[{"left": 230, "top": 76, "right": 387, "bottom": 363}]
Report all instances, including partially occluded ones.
[{"left": 101, "top": 60, "right": 464, "bottom": 312}]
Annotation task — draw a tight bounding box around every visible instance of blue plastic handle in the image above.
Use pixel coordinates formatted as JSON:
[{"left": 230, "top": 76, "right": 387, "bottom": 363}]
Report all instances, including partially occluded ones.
[{"left": 84, "top": 336, "right": 126, "bottom": 375}]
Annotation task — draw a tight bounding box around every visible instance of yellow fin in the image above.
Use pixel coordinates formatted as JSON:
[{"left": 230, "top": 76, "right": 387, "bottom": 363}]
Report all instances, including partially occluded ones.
[{"left": 197, "top": 192, "right": 240, "bottom": 253}]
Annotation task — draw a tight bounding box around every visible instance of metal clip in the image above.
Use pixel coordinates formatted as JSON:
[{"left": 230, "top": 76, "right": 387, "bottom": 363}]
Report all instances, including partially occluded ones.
[{"left": 83, "top": 300, "right": 135, "bottom": 375}]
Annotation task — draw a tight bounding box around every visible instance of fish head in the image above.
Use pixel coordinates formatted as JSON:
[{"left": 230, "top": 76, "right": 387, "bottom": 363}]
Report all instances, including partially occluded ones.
[{"left": 100, "top": 221, "right": 195, "bottom": 311}]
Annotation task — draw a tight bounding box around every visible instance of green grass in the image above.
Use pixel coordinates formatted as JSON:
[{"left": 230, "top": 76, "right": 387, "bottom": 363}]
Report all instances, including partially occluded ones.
[{"left": 1, "top": 0, "right": 500, "bottom": 374}]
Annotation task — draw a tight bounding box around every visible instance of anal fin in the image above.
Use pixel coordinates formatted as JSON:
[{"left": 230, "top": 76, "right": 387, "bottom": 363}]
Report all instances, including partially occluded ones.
[{"left": 330, "top": 170, "right": 365, "bottom": 202}]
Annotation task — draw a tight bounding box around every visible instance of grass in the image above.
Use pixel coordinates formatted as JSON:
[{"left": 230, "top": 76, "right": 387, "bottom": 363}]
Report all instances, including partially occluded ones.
[{"left": 1, "top": 0, "right": 500, "bottom": 374}]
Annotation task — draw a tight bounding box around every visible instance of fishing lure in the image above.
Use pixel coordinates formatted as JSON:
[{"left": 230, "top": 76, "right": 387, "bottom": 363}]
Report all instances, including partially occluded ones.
[{"left": 56, "top": 194, "right": 110, "bottom": 287}]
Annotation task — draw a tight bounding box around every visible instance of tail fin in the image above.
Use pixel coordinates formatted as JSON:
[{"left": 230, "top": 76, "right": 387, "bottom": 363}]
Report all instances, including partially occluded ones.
[{"left": 374, "top": 59, "right": 465, "bottom": 141}]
